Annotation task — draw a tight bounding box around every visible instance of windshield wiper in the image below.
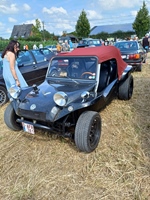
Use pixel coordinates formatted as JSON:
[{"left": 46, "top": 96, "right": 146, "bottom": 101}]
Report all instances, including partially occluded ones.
[{"left": 66, "top": 76, "right": 80, "bottom": 84}]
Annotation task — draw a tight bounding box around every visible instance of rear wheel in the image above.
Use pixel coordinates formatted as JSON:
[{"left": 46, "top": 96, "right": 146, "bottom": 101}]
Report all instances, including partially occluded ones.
[
  {"left": 4, "top": 103, "right": 21, "bottom": 131},
  {"left": 0, "top": 86, "right": 8, "bottom": 106},
  {"left": 75, "top": 111, "right": 101, "bottom": 153},
  {"left": 118, "top": 75, "right": 133, "bottom": 100}
]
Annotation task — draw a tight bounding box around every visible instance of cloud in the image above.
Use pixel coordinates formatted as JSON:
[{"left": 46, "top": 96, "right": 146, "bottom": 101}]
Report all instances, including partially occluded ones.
[
  {"left": 87, "top": 10, "right": 103, "bottom": 20},
  {"left": 0, "top": 3, "right": 18, "bottom": 14},
  {"left": 8, "top": 17, "right": 17, "bottom": 23},
  {"left": 23, "top": 3, "right": 31, "bottom": 11},
  {"left": 130, "top": 10, "right": 138, "bottom": 17},
  {"left": 42, "top": 6, "right": 67, "bottom": 15},
  {"left": 0, "top": 22, "right": 3, "bottom": 26},
  {"left": 6, "top": 27, "right": 12, "bottom": 34},
  {"left": 44, "top": 17, "right": 74, "bottom": 35},
  {"left": 97, "top": 0, "right": 141, "bottom": 10},
  {"left": 23, "top": 19, "right": 38, "bottom": 26}
]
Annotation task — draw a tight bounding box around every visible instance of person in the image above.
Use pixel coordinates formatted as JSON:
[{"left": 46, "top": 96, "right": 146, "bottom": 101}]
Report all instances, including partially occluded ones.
[
  {"left": 134, "top": 36, "right": 138, "bottom": 41},
  {"left": 39, "top": 43, "right": 43, "bottom": 49},
  {"left": 101, "top": 41, "right": 105, "bottom": 46},
  {"left": 25, "top": 44, "right": 28, "bottom": 50},
  {"left": 69, "top": 40, "right": 73, "bottom": 50},
  {"left": 56, "top": 43, "right": 62, "bottom": 53},
  {"left": 142, "top": 33, "right": 149, "bottom": 52},
  {"left": 33, "top": 44, "right": 38, "bottom": 49},
  {"left": 1, "top": 40, "right": 28, "bottom": 92},
  {"left": 62, "top": 41, "right": 70, "bottom": 51},
  {"left": 23, "top": 44, "right": 28, "bottom": 50}
]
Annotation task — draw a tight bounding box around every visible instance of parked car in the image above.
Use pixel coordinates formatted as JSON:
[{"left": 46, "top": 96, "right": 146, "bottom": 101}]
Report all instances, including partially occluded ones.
[
  {"left": 0, "top": 49, "right": 50, "bottom": 106},
  {"left": 38, "top": 47, "right": 55, "bottom": 60},
  {"left": 77, "top": 38, "right": 102, "bottom": 48},
  {"left": 114, "top": 40, "right": 147, "bottom": 71},
  {"left": 44, "top": 45, "right": 57, "bottom": 53},
  {"left": 4, "top": 46, "right": 133, "bottom": 153},
  {"left": 76, "top": 44, "right": 90, "bottom": 48}
]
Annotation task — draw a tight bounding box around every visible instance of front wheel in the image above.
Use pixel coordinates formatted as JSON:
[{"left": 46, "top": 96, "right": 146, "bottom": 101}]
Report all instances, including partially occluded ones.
[
  {"left": 74, "top": 111, "right": 101, "bottom": 153},
  {"left": 0, "top": 86, "right": 9, "bottom": 106},
  {"left": 4, "top": 103, "right": 21, "bottom": 131}
]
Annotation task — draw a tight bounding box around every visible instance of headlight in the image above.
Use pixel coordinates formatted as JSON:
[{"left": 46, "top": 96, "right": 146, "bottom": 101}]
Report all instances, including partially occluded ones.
[
  {"left": 53, "top": 92, "right": 68, "bottom": 107},
  {"left": 8, "top": 85, "right": 21, "bottom": 99},
  {"left": 81, "top": 91, "right": 90, "bottom": 99}
]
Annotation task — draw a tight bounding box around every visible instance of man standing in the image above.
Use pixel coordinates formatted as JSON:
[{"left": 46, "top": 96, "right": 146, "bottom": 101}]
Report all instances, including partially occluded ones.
[{"left": 142, "top": 33, "right": 149, "bottom": 52}]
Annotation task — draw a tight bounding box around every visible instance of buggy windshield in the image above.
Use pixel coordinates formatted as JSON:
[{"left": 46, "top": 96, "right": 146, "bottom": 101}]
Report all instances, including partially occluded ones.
[{"left": 47, "top": 57, "right": 97, "bottom": 80}]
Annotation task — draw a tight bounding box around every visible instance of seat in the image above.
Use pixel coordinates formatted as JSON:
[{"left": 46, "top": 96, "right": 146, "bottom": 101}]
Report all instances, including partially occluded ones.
[
  {"left": 68, "top": 61, "right": 84, "bottom": 78},
  {"left": 97, "top": 62, "right": 110, "bottom": 92},
  {"left": 109, "top": 60, "right": 117, "bottom": 83}
]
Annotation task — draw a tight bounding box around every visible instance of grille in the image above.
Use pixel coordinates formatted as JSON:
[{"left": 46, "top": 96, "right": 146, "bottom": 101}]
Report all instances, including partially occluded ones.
[{"left": 18, "top": 109, "right": 46, "bottom": 121}]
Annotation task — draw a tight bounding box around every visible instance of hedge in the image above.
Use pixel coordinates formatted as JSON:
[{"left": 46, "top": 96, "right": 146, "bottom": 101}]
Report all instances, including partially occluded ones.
[{"left": 0, "top": 39, "right": 57, "bottom": 52}]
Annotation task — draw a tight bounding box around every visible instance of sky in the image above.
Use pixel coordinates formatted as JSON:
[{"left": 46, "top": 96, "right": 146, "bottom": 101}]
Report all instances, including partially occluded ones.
[{"left": 0, "top": 0, "right": 150, "bottom": 39}]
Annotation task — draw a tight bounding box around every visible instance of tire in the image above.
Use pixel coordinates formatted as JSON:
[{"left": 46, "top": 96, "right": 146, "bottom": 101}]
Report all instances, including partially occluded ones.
[
  {"left": 4, "top": 103, "right": 21, "bottom": 131},
  {"left": 143, "top": 59, "right": 146, "bottom": 63},
  {"left": 136, "top": 64, "right": 142, "bottom": 72},
  {"left": 75, "top": 111, "right": 101, "bottom": 153},
  {"left": 0, "top": 86, "right": 9, "bottom": 106},
  {"left": 118, "top": 75, "right": 133, "bottom": 100}
]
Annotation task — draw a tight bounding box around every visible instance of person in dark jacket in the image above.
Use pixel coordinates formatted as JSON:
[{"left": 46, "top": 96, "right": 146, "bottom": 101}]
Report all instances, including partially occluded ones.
[{"left": 142, "top": 34, "right": 150, "bottom": 52}]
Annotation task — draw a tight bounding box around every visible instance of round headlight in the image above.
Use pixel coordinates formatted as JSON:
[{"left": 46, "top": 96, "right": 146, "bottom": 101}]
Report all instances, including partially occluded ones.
[
  {"left": 8, "top": 85, "right": 21, "bottom": 99},
  {"left": 53, "top": 92, "right": 68, "bottom": 107}
]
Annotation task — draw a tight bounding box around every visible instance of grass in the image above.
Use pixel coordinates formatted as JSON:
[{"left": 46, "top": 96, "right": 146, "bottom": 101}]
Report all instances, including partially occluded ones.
[{"left": 0, "top": 56, "right": 150, "bottom": 200}]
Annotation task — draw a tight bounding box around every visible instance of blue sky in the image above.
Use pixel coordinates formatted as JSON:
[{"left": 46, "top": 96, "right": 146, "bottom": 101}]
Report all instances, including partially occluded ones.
[{"left": 0, "top": 0, "right": 150, "bottom": 39}]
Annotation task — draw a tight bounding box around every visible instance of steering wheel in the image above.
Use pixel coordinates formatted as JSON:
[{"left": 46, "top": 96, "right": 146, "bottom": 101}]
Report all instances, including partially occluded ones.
[
  {"left": 50, "top": 69, "right": 59, "bottom": 77},
  {"left": 81, "top": 72, "right": 93, "bottom": 78}
]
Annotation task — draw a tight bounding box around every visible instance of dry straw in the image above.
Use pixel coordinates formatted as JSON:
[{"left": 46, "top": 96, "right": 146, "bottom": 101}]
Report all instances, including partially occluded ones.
[{"left": 0, "top": 55, "right": 150, "bottom": 200}]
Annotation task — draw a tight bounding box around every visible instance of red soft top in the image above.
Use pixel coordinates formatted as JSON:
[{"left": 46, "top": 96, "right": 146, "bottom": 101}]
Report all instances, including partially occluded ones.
[{"left": 59, "top": 46, "right": 127, "bottom": 79}]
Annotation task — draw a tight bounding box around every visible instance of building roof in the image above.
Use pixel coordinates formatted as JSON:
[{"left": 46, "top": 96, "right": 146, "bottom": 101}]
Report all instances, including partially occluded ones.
[
  {"left": 90, "top": 23, "right": 135, "bottom": 35},
  {"left": 11, "top": 24, "right": 33, "bottom": 39}
]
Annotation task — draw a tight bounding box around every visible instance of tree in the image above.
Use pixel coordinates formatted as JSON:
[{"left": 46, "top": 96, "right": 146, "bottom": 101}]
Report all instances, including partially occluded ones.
[
  {"left": 75, "top": 10, "right": 90, "bottom": 38},
  {"left": 132, "top": 1, "right": 150, "bottom": 38},
  {"left": 31, "top": 19, "right": 42, "bottom": 39},
  {"left": 41, "top": 30, "right": 54, "bottom": 41}
]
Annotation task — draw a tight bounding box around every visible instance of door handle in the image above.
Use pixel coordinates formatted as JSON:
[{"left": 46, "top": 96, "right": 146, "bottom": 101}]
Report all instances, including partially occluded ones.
[{"left": 33, "top": 65, "right": 37, "bottom": 69}]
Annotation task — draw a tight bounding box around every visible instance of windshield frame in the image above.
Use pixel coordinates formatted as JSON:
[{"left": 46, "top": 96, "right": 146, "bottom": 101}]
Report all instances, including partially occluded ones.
[{"left": 46, "top": 56, "right": 98, "bottom": 81}]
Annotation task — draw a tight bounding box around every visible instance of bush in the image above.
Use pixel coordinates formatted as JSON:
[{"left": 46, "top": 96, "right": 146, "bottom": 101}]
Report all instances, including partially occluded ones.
[{"left": 0, "top": 39, "right": 57, "bottom": 51}]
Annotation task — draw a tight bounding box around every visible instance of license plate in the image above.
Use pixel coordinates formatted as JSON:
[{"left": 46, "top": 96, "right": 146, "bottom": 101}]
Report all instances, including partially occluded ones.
[
  {"left": 121, "top": 55, "right": 126, "bottom": 59},
  {"left": 22, "top": 122, "right": 35, "bottom": 134}
]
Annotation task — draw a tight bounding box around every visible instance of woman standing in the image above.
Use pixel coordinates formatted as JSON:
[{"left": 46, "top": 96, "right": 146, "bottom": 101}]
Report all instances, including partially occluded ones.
[{"left": 1, "top": 40, "right": 28, "bottom": 92}]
